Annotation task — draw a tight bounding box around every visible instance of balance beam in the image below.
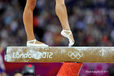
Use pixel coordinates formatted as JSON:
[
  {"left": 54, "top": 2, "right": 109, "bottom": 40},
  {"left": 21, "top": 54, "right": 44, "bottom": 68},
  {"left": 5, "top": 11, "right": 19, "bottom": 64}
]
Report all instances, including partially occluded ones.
[{"left": 5, "top": 47, "right": 114, "bottom": 63}]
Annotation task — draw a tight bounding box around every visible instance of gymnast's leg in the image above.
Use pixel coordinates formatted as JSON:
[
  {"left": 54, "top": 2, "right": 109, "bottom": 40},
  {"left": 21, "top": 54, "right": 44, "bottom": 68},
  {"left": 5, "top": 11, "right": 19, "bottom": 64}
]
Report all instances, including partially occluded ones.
[
  {"left": 55, "top": 0, "right": 74, "bottom": 46},
  {"left": 23, "top": 0, "right": 36, "bottom": 41},
  {"left": 23, "top": 0, "right": 48, "bottom": 46},
  {"left": 55, "top": 0, "right": 82, "bottom": 75}
]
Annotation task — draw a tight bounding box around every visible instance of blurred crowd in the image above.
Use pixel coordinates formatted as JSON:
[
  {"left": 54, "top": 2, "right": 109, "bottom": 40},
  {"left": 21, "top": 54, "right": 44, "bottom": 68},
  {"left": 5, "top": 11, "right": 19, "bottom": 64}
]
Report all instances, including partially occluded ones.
[
  {"left": 0, "top": 0, "right": 114, "bottom": 48},
  {"left": 0, "top": 0, "right": 114, "bottom": 76}
]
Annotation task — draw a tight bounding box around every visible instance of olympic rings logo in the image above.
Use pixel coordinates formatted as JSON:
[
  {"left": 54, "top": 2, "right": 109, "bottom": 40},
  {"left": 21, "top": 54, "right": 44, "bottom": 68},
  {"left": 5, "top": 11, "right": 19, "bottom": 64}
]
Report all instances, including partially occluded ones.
[{"left": 68, "top": 51, "right": 83, "bottom": 59}]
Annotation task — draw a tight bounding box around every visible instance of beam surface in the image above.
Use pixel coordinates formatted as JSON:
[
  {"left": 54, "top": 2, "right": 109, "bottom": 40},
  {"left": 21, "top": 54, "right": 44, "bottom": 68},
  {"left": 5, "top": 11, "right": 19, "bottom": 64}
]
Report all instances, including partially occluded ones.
[{"left": 5, "top": 47, "right": 114, "bottom": 63}]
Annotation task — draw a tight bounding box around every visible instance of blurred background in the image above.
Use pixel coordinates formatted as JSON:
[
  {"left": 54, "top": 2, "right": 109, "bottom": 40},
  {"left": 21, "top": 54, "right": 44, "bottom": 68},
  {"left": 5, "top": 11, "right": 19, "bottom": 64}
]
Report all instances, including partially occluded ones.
[{"left": 0, "top": 0, "right": 114, "bottom": 76}]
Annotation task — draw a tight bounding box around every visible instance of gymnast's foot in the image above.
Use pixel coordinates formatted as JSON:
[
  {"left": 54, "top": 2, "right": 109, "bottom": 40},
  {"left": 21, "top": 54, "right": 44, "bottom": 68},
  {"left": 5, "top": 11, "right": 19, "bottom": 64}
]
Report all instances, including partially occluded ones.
[
  {"left": 61, "top": 29, "right": 75, "bottom": 46},
  {"left": 27, "top": 39, "right": 49, "bottom": 47}
]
